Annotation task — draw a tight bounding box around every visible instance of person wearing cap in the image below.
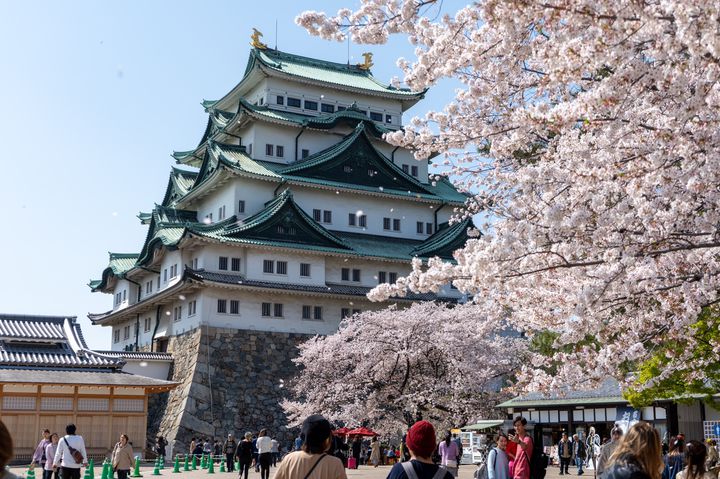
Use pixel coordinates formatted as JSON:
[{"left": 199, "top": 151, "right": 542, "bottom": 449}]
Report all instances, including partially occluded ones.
[
  {"left": 223, "top": 434, "right": 237, "bottom": 472},
  {"left": 387, "top": 420, "right": 453, "bottom": 479},
  {"left": 597, "top": 427, "right": 623, "bottom": 478},
  {"left": 274, "top": 414, "right": 346, "bottom": 479}
]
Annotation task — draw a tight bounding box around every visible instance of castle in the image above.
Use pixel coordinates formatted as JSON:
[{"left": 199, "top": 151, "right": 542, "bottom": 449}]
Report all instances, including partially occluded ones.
[{"left": 88, "top": 38, "right": 469, "bottom": 452}]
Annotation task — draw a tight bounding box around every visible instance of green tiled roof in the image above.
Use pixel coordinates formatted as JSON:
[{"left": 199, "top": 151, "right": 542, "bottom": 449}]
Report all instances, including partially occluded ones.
[
  {"left": 251, "top": 48, "right": 424, "bottom": 99},
  {"left": 412, "top": 218, "right": 473, "bottom": 258},
  {"left": 162, "top": 167, "right": 198, "bottom": 207},
  {"left": 90, "top": 253, "right": 140, "bottom": 292}
]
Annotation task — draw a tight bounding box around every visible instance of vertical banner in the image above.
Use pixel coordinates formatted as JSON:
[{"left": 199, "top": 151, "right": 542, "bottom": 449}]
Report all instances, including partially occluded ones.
[{"left": 615, "top": 406, "right": 641, "bottom": 434}]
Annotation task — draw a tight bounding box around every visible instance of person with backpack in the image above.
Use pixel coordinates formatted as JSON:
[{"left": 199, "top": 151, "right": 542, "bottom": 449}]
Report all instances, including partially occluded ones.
[
  {"left": 509, "top": 417, "right": 533, "bottom": 479},
  {"left": 387, "top": 420, "right": 453, "bottom": 479},
  {"left": 274, "top": 415, "right": 346, "bottom": 479},
  {"left": 485, "top": 433, "right": 511, "bottom": 479},
  {"left": 52, "top": 423, "right": 88, "bottom": 479},
  {"left": 573, "top": 434, "right": 586, "bottom": 475}
]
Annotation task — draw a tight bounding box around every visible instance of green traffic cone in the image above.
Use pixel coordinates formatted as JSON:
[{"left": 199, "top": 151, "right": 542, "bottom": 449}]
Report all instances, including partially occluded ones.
[
  {"left": 234, "top": 461, "right": 239, "bottom": 472},
  {"left": 100, "top": 461, "right": 108, "bottom": 479},
  {"left": 219, "top": 459, "right": 225, "bottom": 473},
  {"left": 183, "top": 455, "right": 189, "bottom": 472},
  {"left": 207, "top": 457, "right": 215, "bottom": 474},
  {"left": 89, "top": 459, "right": 95, "bottom": 479},
  {"left": 83, "top": 469, "right": 91, "bottom": 479},
  {"left": 160, "top": 457, "right": 165, "bottom": 470},
  {"left": 152, "top": 460, "right": 161, "bottom": 476},
  {"left": 191, "top": 455, "right": 197, "bottom": 471},
  {"left": 172, "top": 456, "right": 180, "bottom": 473},
  {"left": 131, "top": 457, "right": 142, "bottom": 478}
]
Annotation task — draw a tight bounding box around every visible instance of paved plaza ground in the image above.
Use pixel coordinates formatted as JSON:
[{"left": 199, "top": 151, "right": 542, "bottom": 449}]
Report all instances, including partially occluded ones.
[{"left": 8, "top": 463, "right": 582, "bottom": 479}]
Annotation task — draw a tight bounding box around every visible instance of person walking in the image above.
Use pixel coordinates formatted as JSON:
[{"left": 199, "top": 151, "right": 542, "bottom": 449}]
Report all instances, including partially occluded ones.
[
  {"left": 274, "top": 415, "right": 346, "bottom": 479},
  {"left": 573, "top": 434, "right": 586, "bottom": 475},
  {"left": 223, "top": 434, "right": 237, "bottom": 472},
  {"left": 602, "top": 422, "right": 663, "bottom": 479},
  {"left": 664, "top": 437, "right": 687, "bottom": 479},
  {"left": 370, "top": 437, "right": 382, "bottom": 468},
  {"left": 53, "top": 423, "right": 88, "bottom": 479},
  {"left": 488, "top": 433, "right": 511, "bottom": 479},
  {"left": 256, "top": 429, "right": 273, "bottom": 479},
  {"left": 509, "top": 417, "right": 533, "bottom": 479},
  {"left": 271, "top": 437, "right": 280, "bottom": 467},
  {"left": 677, "top": 440, "right": 717, "bottom": 479},
  {"left": 31, "top": 429, "right": 52, "bottom": 471},
  {"left": 156, "top": 436, "right": 167, "bottom": 466},
  {"left": 235, "top": 432, "right": 254, "bottom": 479},
  {"left": 439, "top": 431, "right": 460, "bottom": 477},
  {"left": 42, "top": 434, "right": 60, "bottom": 479},
  {"left": 597, "top": 427, "right": 623, "bottom": 478},
  {"left": 111, "top": 434, "right": 134, "bottom": 479},
  {"left": 558, "top": 433, "right": 572, "bottom": 475},
  {"left": 386, "top": 420, "right": 452, "bottom": 479}
]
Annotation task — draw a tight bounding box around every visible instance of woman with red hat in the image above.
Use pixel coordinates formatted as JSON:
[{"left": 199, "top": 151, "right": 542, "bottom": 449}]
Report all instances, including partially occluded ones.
[{"left": 386, "top": 421, "right": 454, "bottom": 479}]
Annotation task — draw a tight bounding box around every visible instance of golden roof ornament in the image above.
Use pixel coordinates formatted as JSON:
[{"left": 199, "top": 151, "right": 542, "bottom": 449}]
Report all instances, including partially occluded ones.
[
  {"left": 250, "top": 28, "right": 268, "bottom": 50},
  {"left": 357, "top": 52, "right": 374, "bottom": 70}
]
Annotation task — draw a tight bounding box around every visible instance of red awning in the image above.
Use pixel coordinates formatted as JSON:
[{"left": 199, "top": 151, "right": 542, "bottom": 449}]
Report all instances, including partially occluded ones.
[{"left": 346, "top": 427, "right": 379, "bottom": 437}]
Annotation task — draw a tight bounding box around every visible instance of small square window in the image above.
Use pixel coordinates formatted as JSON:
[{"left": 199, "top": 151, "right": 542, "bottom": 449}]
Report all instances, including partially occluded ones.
[
  {"left": 302, "top": 305, "right": 312, "bottom": 320},
  {"left": 426, "top": 223, "right": 433, "bottom": 235},
  {"left": 276, "top": 261, "right": 288, "bottom": 275},
  {"left": 301, "top": 149, "right": 310, "bottom": 159},
  {"left": 378, "top": 271, "right": 387, "bottom": 283},
  {"left": 217, "top": 299, "right": 227, "bottom": 314},
  {"left": 276, "top": 145, "right": 284, "bottom": 158},
  {"left": 323, "top": 210, "right": 332, "bottom": 223},
  {"left": 370, "top": 112, "right": 383, "bottom": 122},
  {"left": 219, "top": 256, "right": 228, "bottom": 271},
  {"left": 263, "top": 260, "right": 274, "bottom": 274},
  {"left": 231, "top": 258, "right": 241, "bottom": 272},
  {"left": 261, "top": 303, "right": 271, "bottom": 317},
  {"left": 265, "top": 144, "right": 274, "bottom": 156},
  {"left": 313, "top": 209, "right": 321, "bottom": 221},
  {"left": 402, "top": 164, "right": 409, "bottom": 174},
  {"left": 230, "top": 300, "right": 239, "bottom": 315},
  {"left": 348, "top": 213, "right": 356, "bottom": 226},
  {"left": 341, "top": 268, "right": 350, "bottom": 281},
  {"left": 287, "top": 97, "right": 301, "bottom": 107},
  {"left": 238, "top": 200, "right": 245, "bottom": 213},
  {"left": 300, "top": 263, "right": 311, "bottom": 277},
  {"left": 359, "top": 215, "right": 367, "bottom": 227},
  {"left": 389, "top": 272, "right": 398, "bottom": 283},
  {"left": 352, "top": 269, "right": 361, "bottom": 282},
  {"left": 321, "top": 103, "right": 335, "bottom": 113},
  {"left": 274, "top": 303, "right": 283, "bottom": 317},
  {"left": 385, "top": 114, "right": 392, "bottom": 123},
  {"left": 304, "top": 100, "right": 318, "bottom": 111},
  {"left": 393, "top": 219, "right": 401, "bottom": 231},
  {"left": 411, "top": 165, "right": 418, "bottom": 177},
  {"left": 313, "top": 306, "right": 323, "bottom": 320},
  {"left": 383, "top": 217, "right": 391, "bottom": 230},
  {"left": 189, "top": 300, "right": 197, "bottom": 316},
  {"left": 163, "top": 269, "right": 168, "bottom": 281},
  {"left": 341, "top": 308, "right": 350, "bottom": 319},
  {"left": 218, "top": 205, "right": 226, "bottom": 220},
  {"left": 417, "top": 222, "right": 424, "bottom": 234},
  {"left": 276, "top": 95, "right": 284, "bottom": 105}
]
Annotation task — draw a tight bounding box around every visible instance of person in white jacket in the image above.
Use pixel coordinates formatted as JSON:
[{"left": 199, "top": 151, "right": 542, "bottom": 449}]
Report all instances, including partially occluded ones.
[{"left": 53, "top": 424, "right": 88, "bottom": 479}]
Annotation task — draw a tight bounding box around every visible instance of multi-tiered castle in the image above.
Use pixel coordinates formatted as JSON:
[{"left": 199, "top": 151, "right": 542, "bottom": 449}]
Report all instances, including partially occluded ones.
[{"left": 88, "top": 38, "right": 469, "bottom": 451}]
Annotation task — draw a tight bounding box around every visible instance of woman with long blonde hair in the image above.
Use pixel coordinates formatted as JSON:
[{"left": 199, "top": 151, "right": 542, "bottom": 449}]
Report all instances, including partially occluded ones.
[{"left": 603, "top": 422, "right": 663, "bottom": 479}]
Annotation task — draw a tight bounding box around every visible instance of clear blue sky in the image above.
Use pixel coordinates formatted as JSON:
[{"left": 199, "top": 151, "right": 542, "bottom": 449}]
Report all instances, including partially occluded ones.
[{"left": 0, "top": 1, "right": 462, "bottom": 349}]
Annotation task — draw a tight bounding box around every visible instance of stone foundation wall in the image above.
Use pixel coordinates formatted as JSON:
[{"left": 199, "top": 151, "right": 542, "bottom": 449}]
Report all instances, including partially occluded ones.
[{"left": 154, "top": 327, "right": 310, "bottom": 456}]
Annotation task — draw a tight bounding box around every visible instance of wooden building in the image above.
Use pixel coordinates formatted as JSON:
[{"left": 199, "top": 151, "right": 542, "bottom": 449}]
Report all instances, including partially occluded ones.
[{"left": 0, "top": 314, "right": 176, "bottom": 461}]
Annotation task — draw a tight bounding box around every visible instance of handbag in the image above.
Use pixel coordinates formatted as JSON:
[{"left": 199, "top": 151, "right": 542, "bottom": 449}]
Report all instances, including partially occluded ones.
[{"left": 63, "top": 437, "right": 84, "bottom": 464}]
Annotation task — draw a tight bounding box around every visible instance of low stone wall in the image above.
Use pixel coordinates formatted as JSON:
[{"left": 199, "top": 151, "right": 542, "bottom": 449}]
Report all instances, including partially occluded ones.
[{"left": 154, "top": 327, "right": 310, "bottom": 456}]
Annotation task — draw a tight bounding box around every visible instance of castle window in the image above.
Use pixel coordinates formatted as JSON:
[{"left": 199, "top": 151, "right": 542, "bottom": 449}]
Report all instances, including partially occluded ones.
[
  {"left": 248, "top": 144, "right": 253, "bottom": 155},
  {"left": 263, "top": 260, "right": 274, "bottom": 274},
  {"left": 348, "top": 213, "right": 356, "bottom": 226},
  {"left": 231, "top": 258, "right": 241, "bottom": 272},
  {"left": 262, "top": 303, "right": 271, "bottom": 317},
  {"left": 301, "top": 149, "right": 309, "bottom": 159},
  {"left": 218, "top": 205, "right": 226, "bottom": 220},
  {"left": 300, "top": 263, "right": 311, "bottom": 277},
  {"left": 313, "top": 209, "right": 321, "bottom": 221},
  {"left": 273, "top": 303, "right": 284, "bottom": 317},
  {"left": 259, "top": 97, "right": 264, "bottom": 105},
  {"left": 123, "top": 325, "right": 130, "bottom": 340},
  {"left": 219, "top": 257, "right": 228, "bottom": 271},
  {"left": 341, "top": 308, "right": 350, "bottom": 319},
  {"left": 217, "top": 299, "right": 227, "bottom": 314},
  {"left": 122, "top": 289, "right": 127, "bottom": 301},
  {"left": 352, "top": 269, "right": 361, "bottom": 282},
  {"left": 359, "top": 215, "right": 367, "bottom": 227},
  {"left": 341, "top": 268, "right": 350, "bottom": 281},
  {"left": 389, "top": 272, "right": 398, "bottom": 283},
  {"left": 188, "top": 300, "right": 197, "bottom": 316},
  {"left": 426, "top": 223, "right": 433, "bottom": 234},
  {"left": 370, "top": 112, "right": 383, "bottom": 122},
  {"left": 385, "top": 114, "right": 392, "bottom": 123},
  {"left": 417, "top": 222, "right": 424, "bottom": 234},
  {"left": 230, "top": 300, "right": 240, "bottom": 315},
  {"left": 192, "top": 258, "right": 199, "bottom": 269},
  {"left": 157, "top": 277, "right": 160, "bottom": 289},
  {"left": 173, "top": 306, "right": 182, "bottom": 322},
  {"left": 114, "top": 330, "right": 120, "bottom": 343},
  {"left": 378, "top": 271, "right": 387, "bottom": 284},
  {"left": 321, "top": 103, "right": 335, "bottom": 113},
  {"left": 411, "top": 165, "right": 418, "bottom": 177},
  {"left": 304, "top": 100, "right": 318, "bottom": 111},
  {"left": 402, "top": 164, "right": 409, "bottom": 174},
  {"left": 276, "top": 145, "right": 284, "bottom": 158},
  {"left": 323, "top": 210, "right": 332, "bottom": 223},
  {"left": 383, "top": 218, "right": 391, "bottom": 230},
  {"left": 144, "top": 317, "right": 151, "bottom": 332},
  {"left": 170, "top": 264, "right": 178, "bottom": 277},
  {"left": 276, "top": 261, "right": 288, "bottom": 275},
  {"left": 276, "top": 95, "right": 284, "bottom": 105},
  {"left": 302, "top": 305, "right": 312, "bottom": 320},
  {"left": 287, "top": 97, "right": 301, "bottom": 107},
  {"left": 265, "top": 144, "right": 274, "bottom": 156},
  {"left": 163, "top": 269, "right": 168, "bottom": 281},
  {"left": 238, "top": 200, "right": 245, "bottom": 213},
  {"left": 393, "top": 219, "right": 401, "bottom": 231},
  {"left": 314, "top": 306, "right": 323, "bottom": 320}
]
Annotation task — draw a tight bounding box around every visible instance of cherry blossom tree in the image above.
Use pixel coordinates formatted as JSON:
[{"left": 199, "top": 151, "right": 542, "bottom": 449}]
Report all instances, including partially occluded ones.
[
  {"left": 297, "top": 1, "right": 720, "bottom": 393},
  {"left": 281, "top": 302, "right": 520, "bottom": 432}
]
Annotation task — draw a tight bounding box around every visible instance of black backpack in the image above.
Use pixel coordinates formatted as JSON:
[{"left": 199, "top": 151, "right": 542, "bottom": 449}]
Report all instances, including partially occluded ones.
[{"left": 530, "top": 447, "right": 548, "bottom": 479}]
